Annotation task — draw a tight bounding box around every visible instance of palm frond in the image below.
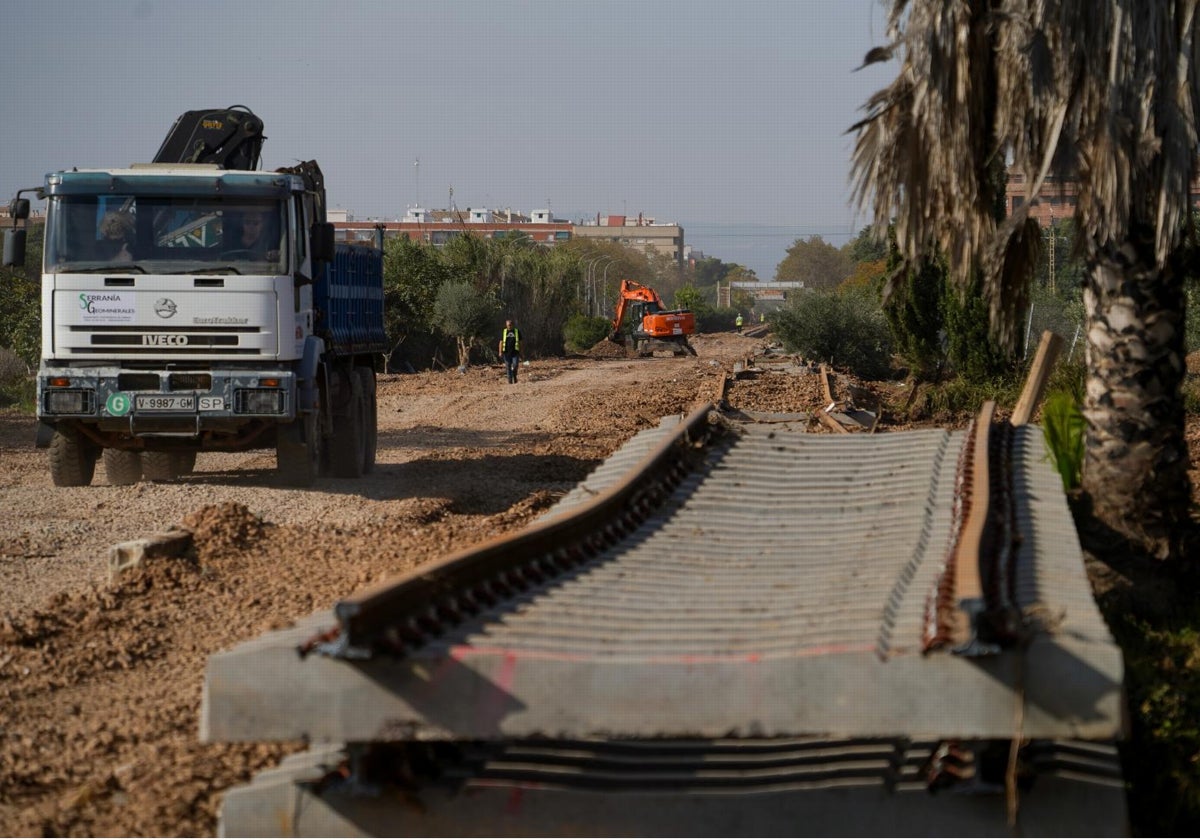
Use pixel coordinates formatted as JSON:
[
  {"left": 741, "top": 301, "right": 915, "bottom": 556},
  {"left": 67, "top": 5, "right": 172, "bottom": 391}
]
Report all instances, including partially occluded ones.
[{"left": 851, "top": 0, "right": 1200, "bottom": 344}]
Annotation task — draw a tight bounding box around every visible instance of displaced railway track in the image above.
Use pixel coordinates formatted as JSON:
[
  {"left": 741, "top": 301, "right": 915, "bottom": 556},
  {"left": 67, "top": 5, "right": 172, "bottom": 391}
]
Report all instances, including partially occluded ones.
[{"left": 204, "top": 399, "right": 1127, "bottom": 835}]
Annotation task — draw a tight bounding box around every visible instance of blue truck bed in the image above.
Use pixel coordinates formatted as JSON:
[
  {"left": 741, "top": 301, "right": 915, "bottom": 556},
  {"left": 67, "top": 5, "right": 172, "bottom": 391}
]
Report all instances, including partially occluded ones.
[{"left": 314, "top": 244, "right": 388, "bottom": 356}]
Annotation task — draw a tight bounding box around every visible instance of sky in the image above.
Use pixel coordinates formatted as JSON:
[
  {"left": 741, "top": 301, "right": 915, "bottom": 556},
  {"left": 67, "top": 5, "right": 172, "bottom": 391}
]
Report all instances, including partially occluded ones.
[{"left": 5, "top": 0, "right": 894, "bottom": 280}]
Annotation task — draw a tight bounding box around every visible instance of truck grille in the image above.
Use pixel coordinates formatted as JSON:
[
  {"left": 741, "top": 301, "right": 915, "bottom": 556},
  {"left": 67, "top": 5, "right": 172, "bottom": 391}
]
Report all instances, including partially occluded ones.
[
  {"left": 63, "top": 326, "right": 262, "bottom": 356},
  {"left": 169, "top": 373, "right": 212, "bottom": 390},
  {"left": 118, "top": 373, "right": 161, "bottom": 390}
]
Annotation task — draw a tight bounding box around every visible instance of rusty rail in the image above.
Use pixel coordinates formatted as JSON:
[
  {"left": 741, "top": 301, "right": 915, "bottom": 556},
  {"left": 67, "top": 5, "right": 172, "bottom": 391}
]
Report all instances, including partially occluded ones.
[
  {"left": 303, "top": 401, "right": 719, "bottom": 659},
  {"left": 308, "top": 393, "right": 1018, "bottom": 664},
  {"left": 923, "top": 401, "right": 1021, "bottom": 656}
]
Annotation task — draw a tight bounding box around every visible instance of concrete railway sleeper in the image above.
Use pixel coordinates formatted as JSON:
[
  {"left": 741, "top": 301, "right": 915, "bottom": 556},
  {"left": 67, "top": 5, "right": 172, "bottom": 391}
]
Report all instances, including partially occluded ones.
[
  {"left": 204, "top": 402, "right": 1129, "bottom": 836},
  {"left": 303, "top": 402, "right": 1023, "bottom": 665},
  {"left": 300, "top": 401, "right": 720, "bottom": 660}
]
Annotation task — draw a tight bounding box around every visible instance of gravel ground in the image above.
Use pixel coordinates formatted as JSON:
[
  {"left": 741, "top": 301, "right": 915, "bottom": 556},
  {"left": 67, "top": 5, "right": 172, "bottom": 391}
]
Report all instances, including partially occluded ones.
[
  {"left": 2, "top": 332, "right": 1195, "bottom": 837},
  {"left": 0, "top": 332, "right": 784, "bottom": 837}
]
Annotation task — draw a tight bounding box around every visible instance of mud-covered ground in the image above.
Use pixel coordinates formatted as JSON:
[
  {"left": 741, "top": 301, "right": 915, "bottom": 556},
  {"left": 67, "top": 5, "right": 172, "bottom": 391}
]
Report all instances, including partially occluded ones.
[
  {"left": 0, "top": 332, "right": 1196, "bottom": 836},
  {"left": 0, "top": 332, "right": 822, "bottom": 837}
]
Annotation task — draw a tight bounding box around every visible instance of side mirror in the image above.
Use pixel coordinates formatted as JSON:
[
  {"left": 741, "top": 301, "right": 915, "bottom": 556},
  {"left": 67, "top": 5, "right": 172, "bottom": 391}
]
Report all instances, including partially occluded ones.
[
  {"left": 311, "top": 222, "right": 335, "bottom": 263},
  {"left": 3, "top": 229, "right": 27, "bottom": 267},
  {"left": 8, "top": 198, "right": 30, "bottom": 220}
]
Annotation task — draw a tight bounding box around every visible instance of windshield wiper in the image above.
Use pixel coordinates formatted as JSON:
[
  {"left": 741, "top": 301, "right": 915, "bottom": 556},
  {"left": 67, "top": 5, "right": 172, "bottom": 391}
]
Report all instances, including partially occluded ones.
[
  {"left": 191, "top": 266, "right": 244, "bottom": 275},
  {"left": 66, "top": 263, "right": 147, "bottom": 274},
  {"left": 161, "top": 266, "right": 243, "bottom": 275}
]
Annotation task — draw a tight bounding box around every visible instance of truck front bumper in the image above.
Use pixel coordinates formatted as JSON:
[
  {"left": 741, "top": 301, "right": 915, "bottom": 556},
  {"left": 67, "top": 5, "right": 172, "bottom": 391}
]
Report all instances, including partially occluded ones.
[{"left": 37, "top": 365, "right": 297, "bottom": 439}]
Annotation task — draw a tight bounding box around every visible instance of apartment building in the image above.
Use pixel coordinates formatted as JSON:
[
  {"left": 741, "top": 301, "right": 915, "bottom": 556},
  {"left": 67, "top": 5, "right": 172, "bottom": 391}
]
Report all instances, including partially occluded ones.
[
  {"left": 570, "top": 214, "right": 684, "bottom": 265},
  {"left": 1006, "top": 166, "right": 1200, "bottom": 225},
  {"left": 332, "top": 209, "right": 684, "bottom": 265},
  {"left": 333, "top": 207, "right": 573, "bottom": 248}
]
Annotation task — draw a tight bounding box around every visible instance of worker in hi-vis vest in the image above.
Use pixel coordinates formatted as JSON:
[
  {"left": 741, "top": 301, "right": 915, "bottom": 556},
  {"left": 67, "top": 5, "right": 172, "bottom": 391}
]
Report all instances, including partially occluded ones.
[{"left": 499, "top": 319, "right": 521, "bottom": 384}]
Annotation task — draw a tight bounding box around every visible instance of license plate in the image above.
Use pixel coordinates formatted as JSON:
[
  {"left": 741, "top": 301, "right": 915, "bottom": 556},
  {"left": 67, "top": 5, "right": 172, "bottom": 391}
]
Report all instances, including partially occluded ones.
[{"left": 135, "top": 395, "right": 196, "bottom": 411}]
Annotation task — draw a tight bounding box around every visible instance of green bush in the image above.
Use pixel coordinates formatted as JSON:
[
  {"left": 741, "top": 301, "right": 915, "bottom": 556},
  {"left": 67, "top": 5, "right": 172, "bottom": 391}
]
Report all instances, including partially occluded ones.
[
  {"left": 1042, "top": 391, "right": 1086, "bottom": 491},
  {"left": 772, "top": 288, "right": 893, "bottom": 379},
  {"left": 1183, "top": 377, "right": 1200, "bottom": 415},
  {"left": 1046, "top": 358, "right": 1086, "bottom": 403},
  {"left": 1185, "top": 281, "right": 1200, "bottom": 354},
  {"left": 0, "top": 346, "right": 34, "bottom": 409},
  {"left": 908, "top": 374, "right": 1020, "bottom": 420},
  {"left": 942, "top": 275, "right": 1014, "bottom": 381},
  {"left": 562, "top": 314, "right": 612, "bottom": 354},
  {"left": 697, "top": 306, "right": 739, "bottom": 333},
  {"left": 883, "top": 253, "right": 947, "bottom": 379}
]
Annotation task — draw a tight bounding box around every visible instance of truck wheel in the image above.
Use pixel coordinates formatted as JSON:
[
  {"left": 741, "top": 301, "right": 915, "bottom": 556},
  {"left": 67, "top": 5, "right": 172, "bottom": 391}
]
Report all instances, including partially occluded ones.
[
  {"left": 142, "top": 452, "right": 181, "bottom": 482},
  {"left": 174, "top": 451, "right": 197, "bottom": 475},
  {"left": 330, "top": 369, "right": 365, "bottom": 478},
  {"left": 103, "top": 449, "right": 143, "bottom": 486},
  {"left": 356, "top": 366, "right": 377, "bottom": 474},
  {"left": 48, "top": 428, "right": 97, "bottom": 487},
  {"left": 276, "top": 412, "right": 321, "bottom": 487}
]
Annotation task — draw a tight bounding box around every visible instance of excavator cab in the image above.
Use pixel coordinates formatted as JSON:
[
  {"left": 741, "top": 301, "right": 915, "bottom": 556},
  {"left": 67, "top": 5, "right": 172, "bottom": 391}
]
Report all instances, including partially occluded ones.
[
  {"left": 628, "top": 298, "right": 659, "bottom": 326},
  {"left": 609, "top": 278, "right": 696, "bottom": 357}
]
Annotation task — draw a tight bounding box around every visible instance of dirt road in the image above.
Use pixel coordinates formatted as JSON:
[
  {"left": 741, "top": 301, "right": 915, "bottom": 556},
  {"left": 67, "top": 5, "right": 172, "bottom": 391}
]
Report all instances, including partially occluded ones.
[{"left": 0, "top": 332, "right": 818, "bottom": 837}]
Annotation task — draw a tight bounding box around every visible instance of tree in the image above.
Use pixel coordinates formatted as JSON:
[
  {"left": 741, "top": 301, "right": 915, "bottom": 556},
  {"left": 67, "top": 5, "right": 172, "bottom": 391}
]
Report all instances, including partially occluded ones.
[
  {"left": 840, "top": 258, "right": 888, "bottom": 293},
  {"left": 673, "top": 285, "right": 707, "bottom": 313},
  {"left": 382, "top": 236, "right": 449, "bottom": 368},
  {"left": 691, "top": 257, "right": 733, "bottom": 291},
  {"left": 843, "top": 226, "right": 888, "bottom": 264},
  {"left": 0, "top": 222, "right": 43, "bottom": 368},
  {"left": 432, "top": 280, "right": 500, "bottom": 369},
  {"left": 772, "top": 286, "right": 893, "bottom": 380},
  {"left": 851, "top": 0, "right": 1199, "bottom": 561},
  {"left": 774, "top": 235, "right": 854, "bottom": 288}
]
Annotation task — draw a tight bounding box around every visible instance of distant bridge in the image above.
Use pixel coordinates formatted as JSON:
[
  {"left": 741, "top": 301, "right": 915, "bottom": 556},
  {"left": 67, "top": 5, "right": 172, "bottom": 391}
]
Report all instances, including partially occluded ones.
[{"left": 718, "top": 280, "right": 805, "bottom": 307}]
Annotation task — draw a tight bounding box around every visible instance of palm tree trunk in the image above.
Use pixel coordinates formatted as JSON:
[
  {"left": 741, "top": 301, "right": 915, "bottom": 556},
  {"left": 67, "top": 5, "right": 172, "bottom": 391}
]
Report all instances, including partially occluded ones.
[{"left": 1081, "top": 235, "right": 1191, "bottom": 561}]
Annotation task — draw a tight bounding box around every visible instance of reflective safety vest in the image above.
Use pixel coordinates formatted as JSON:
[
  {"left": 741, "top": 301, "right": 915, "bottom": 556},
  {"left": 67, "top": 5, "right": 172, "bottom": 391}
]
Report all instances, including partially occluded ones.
[
  {"left": 502, "top": 327, "right": 520, "bottom": 353},
  {"left": 735, "top": 314, "right": 744, "bottom": 326}
]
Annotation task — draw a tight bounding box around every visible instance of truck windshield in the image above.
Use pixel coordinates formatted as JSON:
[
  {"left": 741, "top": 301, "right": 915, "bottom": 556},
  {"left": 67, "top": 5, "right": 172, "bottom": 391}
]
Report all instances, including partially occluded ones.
[{"left": 44, "top": 195, "right": 288, "bottom": 275}]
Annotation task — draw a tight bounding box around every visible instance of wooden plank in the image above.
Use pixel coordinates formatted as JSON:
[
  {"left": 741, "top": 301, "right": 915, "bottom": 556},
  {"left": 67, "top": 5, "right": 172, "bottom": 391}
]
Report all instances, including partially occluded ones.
[
  {"left": 817, "top": 410, "right": 850, "bottom": 434},
  {"left": 819, "top": 364, "right": 836, "bottom": 406},
  {"left": 1011, "top": 331, "right": 1065, "bottom": 426}
]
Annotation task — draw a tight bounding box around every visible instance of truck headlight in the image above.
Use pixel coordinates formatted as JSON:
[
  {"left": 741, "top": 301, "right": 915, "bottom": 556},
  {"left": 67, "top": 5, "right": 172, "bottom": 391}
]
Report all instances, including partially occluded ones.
[
  {"left": 234, "top": 389, "right": 284, "bottom": 414},
  {"left": 43, "top": 389, "right": 96, "bottom": 414}
]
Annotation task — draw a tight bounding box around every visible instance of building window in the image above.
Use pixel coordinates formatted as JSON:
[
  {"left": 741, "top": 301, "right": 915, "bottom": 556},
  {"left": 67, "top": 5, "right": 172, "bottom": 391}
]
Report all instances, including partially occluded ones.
[{"left": 1012, "top": 196, "right": 1025, "bottom": 208}]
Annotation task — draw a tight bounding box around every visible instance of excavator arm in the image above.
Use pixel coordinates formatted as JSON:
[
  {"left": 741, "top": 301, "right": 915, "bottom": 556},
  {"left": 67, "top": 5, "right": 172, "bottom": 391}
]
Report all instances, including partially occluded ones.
[{"left": 610, "top": 279, "right": 666, "bottom": 339}]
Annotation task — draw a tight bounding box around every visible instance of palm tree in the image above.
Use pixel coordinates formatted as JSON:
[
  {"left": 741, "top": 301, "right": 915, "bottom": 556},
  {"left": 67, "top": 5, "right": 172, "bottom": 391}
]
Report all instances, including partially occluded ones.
[{"left": 850, "top": 0, "right": 1199, "bottom": 561}]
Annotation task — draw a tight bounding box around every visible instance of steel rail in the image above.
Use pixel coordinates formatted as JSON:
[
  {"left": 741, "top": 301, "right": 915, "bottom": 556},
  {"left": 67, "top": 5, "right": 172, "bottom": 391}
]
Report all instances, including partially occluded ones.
[
  {"left": 302, "top": 400, "right": 720, "bottom": 659},
  {"left": 923, "top": 400, "right": 1022, "bottom": 656}
]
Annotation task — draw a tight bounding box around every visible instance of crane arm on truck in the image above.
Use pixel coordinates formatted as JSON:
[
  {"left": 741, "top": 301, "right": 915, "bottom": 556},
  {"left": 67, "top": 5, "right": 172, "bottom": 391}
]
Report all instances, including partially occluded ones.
[{"left": 153, "top": 106, "right": 266, "bottom": 170}]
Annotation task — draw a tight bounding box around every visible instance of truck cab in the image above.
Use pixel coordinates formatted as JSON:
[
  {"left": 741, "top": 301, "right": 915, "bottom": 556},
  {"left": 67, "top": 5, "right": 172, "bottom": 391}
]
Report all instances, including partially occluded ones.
[{"left": 4, "top": 112, "right": 386, "bottom": 488}]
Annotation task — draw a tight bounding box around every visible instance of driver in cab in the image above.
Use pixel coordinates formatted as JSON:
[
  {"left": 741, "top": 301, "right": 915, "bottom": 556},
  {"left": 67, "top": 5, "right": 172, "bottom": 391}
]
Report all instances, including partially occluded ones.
[{"left": 231, "top": 210, "right": 279, "bottom": 262}]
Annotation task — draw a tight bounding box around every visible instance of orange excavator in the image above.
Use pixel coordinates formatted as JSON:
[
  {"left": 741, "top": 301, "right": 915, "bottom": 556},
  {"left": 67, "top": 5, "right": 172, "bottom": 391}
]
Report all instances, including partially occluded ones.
[{"left": 609, "top": 279, "right": 697, "bottom": 357}]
